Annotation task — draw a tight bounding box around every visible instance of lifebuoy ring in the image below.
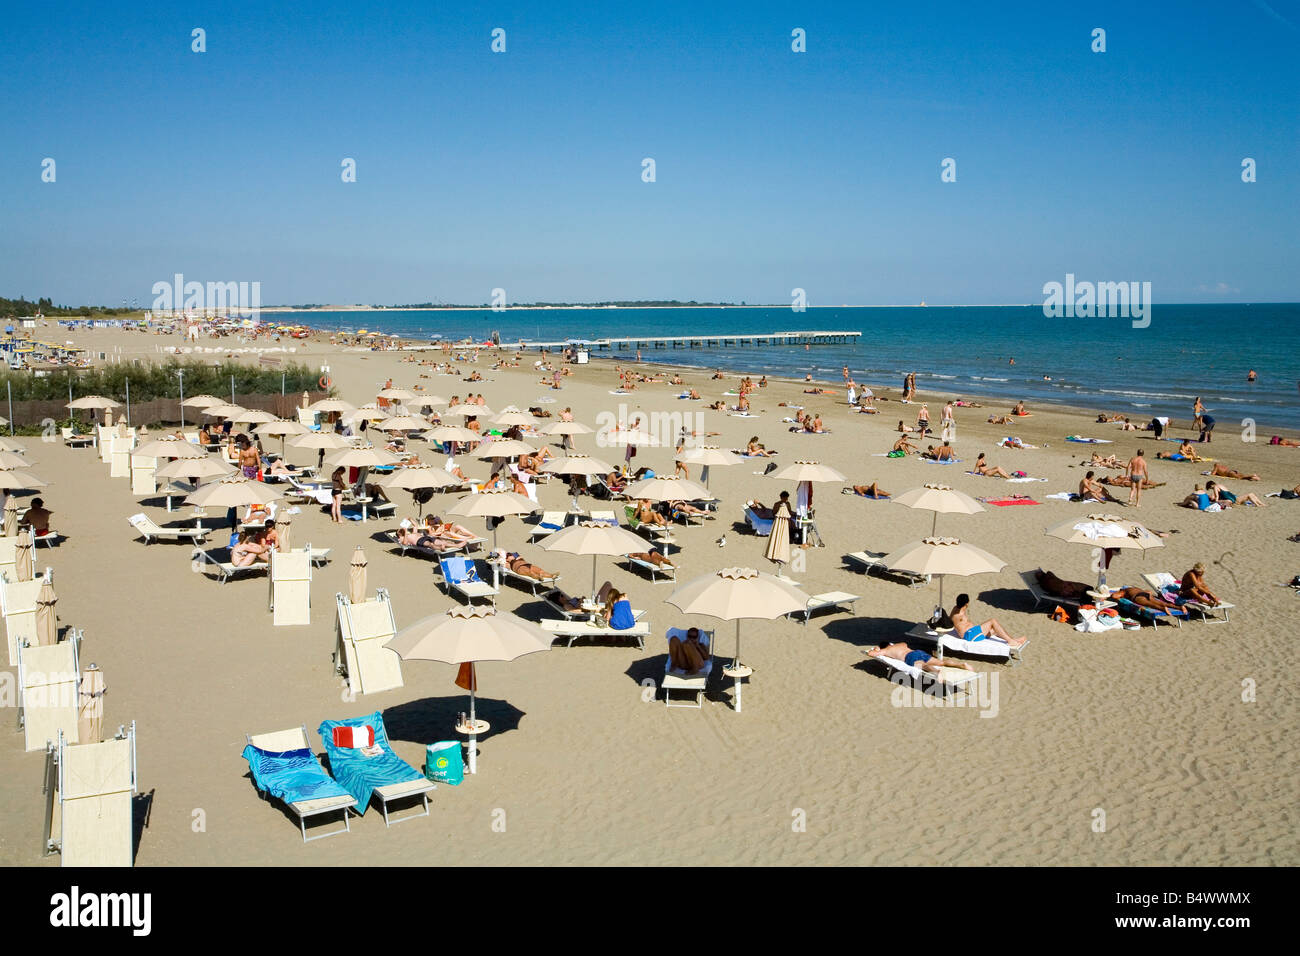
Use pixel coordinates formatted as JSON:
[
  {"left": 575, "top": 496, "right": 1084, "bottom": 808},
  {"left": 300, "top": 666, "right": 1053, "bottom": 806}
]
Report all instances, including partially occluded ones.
[{"left": 319, "top": 375, "right": 332, "bottom": 389}]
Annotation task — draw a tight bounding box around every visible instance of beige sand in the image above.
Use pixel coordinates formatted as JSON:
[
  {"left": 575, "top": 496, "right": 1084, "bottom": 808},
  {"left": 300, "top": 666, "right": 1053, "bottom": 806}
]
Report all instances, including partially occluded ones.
[{"left": 2, "top": 325, "right": 1296, "bottom": 866}]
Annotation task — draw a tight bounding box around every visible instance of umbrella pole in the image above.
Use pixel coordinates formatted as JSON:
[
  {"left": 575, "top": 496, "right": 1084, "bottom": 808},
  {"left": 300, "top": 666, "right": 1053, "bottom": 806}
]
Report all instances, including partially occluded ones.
[
  {"left": 591, "top": 554, "right": 598, "bottom": 598},
  {"left": 733, "top": 620, "right": 744, "bottom": 713},
  {"left": 932, "top": 512, "right": 938, "bottom": 536},
  {"left": 467, "top": 686, "right": 478, "bottom": 775}
]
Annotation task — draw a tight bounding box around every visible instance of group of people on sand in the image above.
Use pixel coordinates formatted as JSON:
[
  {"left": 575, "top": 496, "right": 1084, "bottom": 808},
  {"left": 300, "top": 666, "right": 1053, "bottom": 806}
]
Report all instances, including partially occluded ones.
[
  {"left": 1033, "top": 564, "right": 1225, "bottom": 611},
  {"left": 396, "top": 515, "right": 480, "bottom": 551},
  {"left": 870, "top": 593, "right": 1028, "bottom": 674}
]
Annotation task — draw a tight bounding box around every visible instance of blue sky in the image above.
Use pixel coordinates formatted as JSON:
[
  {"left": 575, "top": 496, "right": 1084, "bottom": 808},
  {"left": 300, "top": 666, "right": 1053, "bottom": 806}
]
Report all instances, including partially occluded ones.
[{"left": 1, "top": 0, "right": 1297, "bottom": 306}]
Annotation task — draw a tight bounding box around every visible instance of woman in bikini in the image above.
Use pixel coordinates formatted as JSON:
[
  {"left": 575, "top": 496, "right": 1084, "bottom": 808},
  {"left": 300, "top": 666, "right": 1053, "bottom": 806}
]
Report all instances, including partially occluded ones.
[
  {"left": 949, "top": 593, "right": 1027, "bottom": 648},
  {"left": 973, "top": 453, "right": 1011, "bottom": 478}
]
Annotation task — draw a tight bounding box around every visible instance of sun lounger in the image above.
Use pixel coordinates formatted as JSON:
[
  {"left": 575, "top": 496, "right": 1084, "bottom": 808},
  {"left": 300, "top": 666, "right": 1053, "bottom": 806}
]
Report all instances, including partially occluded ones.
[
  {"left": 317, "top": 713, "right": 435, "bottom": 827},
  {"left": 540, "top": 615, "right": 651, "bottom": 649},
  {"left": 743, "top": 506, "right": 773, "bottom": 536},
  {"left": 384, "top": 529, "right": 483, "bottom": 558},
  {"left": 1111, "top": 596, "right": 1185, "bottom": 628},
  {"left": 789, "top": 591, "right": 861, "bottom": 625},
  {"left": 44, "top": 722, "right": 138, "bottom": 865},
  {"left": 487, "top": 556, "right": 559, "bottom": 595},
  {"left": 1142, "top": 571, "right": 1234, "bottom": 623},
  {"left": 1019, "top": 569, "right": 1085, "bottom": 610},
  {"left": 904, "top": 622, "right": 1026, "bottom": 660},
  {"left": 243, "top": 725, "right": 357, "bottom": 842},
  {"left": 18, "top": 630, "right": 82, "bottom": 752},
  {"left": 127, "top": 512, "right": 209, "bottom": 545},
  {"left": 3, "top": 576, "right": 46, "bottom": 666},
  {"left": 661, "top": 628, "right": 714, "bottom": 707},
  {"left": 625, "top": 505, "right": 677, "bottom": 547},
  {"left": 863, "top": 650, "right": 980, "bottom": 695},
  {"left": 625, "top": 554, "right": 676, "bottom": 582},
  {"left": 335, "top": 589, "right": 403, "bottom": 696},
  {"left": 61, "top": 427, "right": 94, "bottom": 448},
  {"left": 844, "top": 551, "right": 930, "bottom": 588},
  {"left": 540, "top": 589, "right": 590, "bottom": 620},
  {"left": 32, "top": 530, "right": 61, "bottom": 548},
  {"left": 437, "top": 555, "right": 499, "bottom": 607},
  {"left": 529, "top": 511, "right": 569, "bottom": 541},
  {"left": 192, "top": 547, "right": 270, "bottom": 584},
  {"left": 589, "top": 509, "right": 619, "bottom": 526}
]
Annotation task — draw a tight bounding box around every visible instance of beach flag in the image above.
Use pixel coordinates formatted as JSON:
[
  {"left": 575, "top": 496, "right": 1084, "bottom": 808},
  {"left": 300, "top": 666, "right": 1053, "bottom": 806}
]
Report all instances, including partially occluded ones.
[
  {"left": 332, "top": 725, "right": 375, "bottom": 749},
  {"left": 455, "top": 661, "right": 477, "bottom": 692}
]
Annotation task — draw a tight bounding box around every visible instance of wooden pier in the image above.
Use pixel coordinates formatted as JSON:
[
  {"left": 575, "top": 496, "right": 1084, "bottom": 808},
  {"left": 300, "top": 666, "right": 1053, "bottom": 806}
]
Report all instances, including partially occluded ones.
[{"left": 511, "top": 330, "right": 860, "bottom": 351}]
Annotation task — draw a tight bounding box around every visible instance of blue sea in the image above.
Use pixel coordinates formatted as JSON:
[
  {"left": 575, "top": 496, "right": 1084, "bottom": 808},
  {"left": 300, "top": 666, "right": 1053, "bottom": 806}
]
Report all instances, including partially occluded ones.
[{"left": 266, "top": 304, "right": 1300, "bottom": 430}]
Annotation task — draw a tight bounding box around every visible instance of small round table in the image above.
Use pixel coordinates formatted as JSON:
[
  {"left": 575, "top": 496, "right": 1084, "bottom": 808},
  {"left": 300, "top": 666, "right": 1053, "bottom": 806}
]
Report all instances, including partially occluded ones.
[{"left": 455, "top": 719, "right": 489, "bottom": 775}]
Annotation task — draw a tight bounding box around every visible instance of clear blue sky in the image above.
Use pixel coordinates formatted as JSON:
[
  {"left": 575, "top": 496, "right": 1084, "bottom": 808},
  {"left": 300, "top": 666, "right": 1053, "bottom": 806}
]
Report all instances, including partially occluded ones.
[{"left": 2, "top": 0, "right": 1296, "bottom": 306}]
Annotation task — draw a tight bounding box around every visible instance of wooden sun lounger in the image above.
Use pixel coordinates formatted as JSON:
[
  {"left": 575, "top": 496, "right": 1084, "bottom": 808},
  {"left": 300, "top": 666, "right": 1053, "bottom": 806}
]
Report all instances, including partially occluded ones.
[
  {"left": 789, "top": 591, "right": 861, "bottom": 625},
  {"left": 127, "top": 513, "right": 209, "bottom": 545},
  {"left": 540, "top": 616, "right": 651, "bottom": 649},
  {"left": 844, "top": 551, "right": 930, "bottom": 588}
]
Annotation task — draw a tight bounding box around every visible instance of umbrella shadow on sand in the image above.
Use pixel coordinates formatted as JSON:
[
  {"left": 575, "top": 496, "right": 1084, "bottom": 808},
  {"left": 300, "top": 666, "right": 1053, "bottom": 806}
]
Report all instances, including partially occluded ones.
[
  {"left": 383, "top": 696, "right": 526, "bottom": 747},
  {"left": 821, "top": 616, "right": 915, "bottom": 650},
  {"left": 624, "top": 655, "right": 736, "bottom": 708},
  {"left": 975, "top": 586, "right": 1040, "bottom": 613}
]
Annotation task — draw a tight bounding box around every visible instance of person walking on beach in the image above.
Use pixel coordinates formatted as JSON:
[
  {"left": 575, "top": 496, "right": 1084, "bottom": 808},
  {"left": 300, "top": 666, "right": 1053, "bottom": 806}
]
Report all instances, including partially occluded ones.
[
  {"left": 1192, "top": 396, "right": 1205, "bottom": 430},
  {"left": 1125, "top": 449, "right": 1148, "bottom": 508},
  {"left": 941, "top": 401, "right": 955, "bottom": 441},
  {"left": 917, "top": 403, "right": 930, "bottom": 434}
]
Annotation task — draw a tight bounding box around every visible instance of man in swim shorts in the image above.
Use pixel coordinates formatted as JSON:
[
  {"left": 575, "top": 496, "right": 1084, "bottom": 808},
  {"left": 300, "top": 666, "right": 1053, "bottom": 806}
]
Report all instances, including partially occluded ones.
[{"left": 868, "top": 642, "right": 972, "bottom": 674}]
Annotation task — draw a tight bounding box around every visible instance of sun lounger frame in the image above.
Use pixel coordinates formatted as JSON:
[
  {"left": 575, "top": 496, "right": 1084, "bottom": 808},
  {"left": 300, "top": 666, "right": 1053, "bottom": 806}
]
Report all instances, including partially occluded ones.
[
  {"left": 127, "top": 512, "right": 209, "bottom": 545},
  {"left": 844, "top": 551, "right": 930, "bottom": 588},
  {"left": 790, "top": 591, "right": 861, "bottom": 625},
  {"left": 662, "top": 628, "right": 715, "bottom": 707},
  {"left": 245, "top": 725, "right": 356, "bottom": 843}
]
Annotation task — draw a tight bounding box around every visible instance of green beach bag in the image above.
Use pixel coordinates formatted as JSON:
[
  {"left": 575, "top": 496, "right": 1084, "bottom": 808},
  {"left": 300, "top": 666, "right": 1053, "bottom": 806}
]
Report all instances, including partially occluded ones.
[{"left": 426, "top": 741, "right": 464, "bottom": 786}]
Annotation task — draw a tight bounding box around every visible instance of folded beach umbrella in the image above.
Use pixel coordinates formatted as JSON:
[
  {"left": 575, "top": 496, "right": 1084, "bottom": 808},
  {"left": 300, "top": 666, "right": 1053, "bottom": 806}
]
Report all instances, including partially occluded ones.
[
  {"left": 426, "top": 424, "right": 481, "bottom": 444},
  {"left": 185, "top": 474, "right": 282, "bottom": 508},
  {"left": 15, "top": 530, "right": 33, "bottom": 581},
  {"left": 447, "top": 487, "right": 536, "bottom": 547},
  {"left": 277, "top": 514, "right": 292, "bottom": 551},
  {"left": 386, "top": 604, "right": 551, "bottom": 774},
  {"left": 133, "top": 435, "right": 207, "bottom": 459},
  {"left": 35, "top": 576, "right": 57, "bottom": 646},
  {"left": 492, "top": 406, "right": 535, "bottom": 428},
  {"left": 539, "top": 520, "right": 649, "bottom": 593},
  {"left": 3, "top": 498, "right": 17, "bottom": 537},
  {"left": 666, "top": 566, "right": 808, "bottom": 713},
  {"left": 1044, "top": 513, "right": 1163, "bottom": 590},
  {"left": 883, "top": 536, "right": 1006, "bottom": 610},
  {"left": 77, "top": 664, "right": 105, "bottom": 744},
  {"left": 181, "top": 394, "right": 223, "bottom": 409},
  {"left": 893, "top": 483, "right": 984, "bottom": 535},
  {"left": 623, "top": 474, "right": 712, "bottom": 502},
  {"left": 349, "top": 546, "right": 368, "bottom": 604},
  {"left": 541, "top": 452, "right": 615, "bottom": 477}
]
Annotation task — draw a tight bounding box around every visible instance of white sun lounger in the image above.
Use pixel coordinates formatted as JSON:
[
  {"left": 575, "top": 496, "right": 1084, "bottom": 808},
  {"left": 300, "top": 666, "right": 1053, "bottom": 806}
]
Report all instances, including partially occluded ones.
[
  {"left": 844, "top": 551, "right": 930, "bottom": 588},
  {"left": 486, "top": 557, "right": 559, "bottom": 595},
  {"left": 529, "top": 511, "right": 569, "bottom": 542},
  {"left": 788, "top": 591, "right": 861, "bottom": 624},
  {"left": 127, "top": 512, "right": 209, "bottom": 545},
  {"left": 1142, "top": 572, "right": 1234, "bottom": 623},
  {"left": 662, "top": 628, "right": 714, "bottom": 707},
  {"left": 437, "top": 556, "right": 499, "bottom": 607},
  {"left": 864, "top": 651, "right": 981, "bottom": 695},
  {"left": 335, "top": 589, "right": 403, "bottom": 696},
  {"left": 1020, "top": 569, "right": 1085, "bottom": 610},
  {"left": 3, "top": 575, "right": 46, "bottom": 666},
  {"left": 18, "top": 630, "right": 82, "bottom": 752},
  {"left": 44, "top": 722, "right": 138, "bottom": 866},
  {"left": 540, "top": 616, "right": 651, "bottom": 649},
  {"left": 904, "top": 622, "right": 1026, "bottom": 661},
  {"left": 625, "top": 554, "right": 677, "bottom": 582},
  {"left": 61, "top": 427, "right": 94, "bottom": 448},
  {"left": 245, "top": 725, "right": 357, "bottom": 842},
  {"left": 192, "top": 548, "right": 269, "bottom": 584}
]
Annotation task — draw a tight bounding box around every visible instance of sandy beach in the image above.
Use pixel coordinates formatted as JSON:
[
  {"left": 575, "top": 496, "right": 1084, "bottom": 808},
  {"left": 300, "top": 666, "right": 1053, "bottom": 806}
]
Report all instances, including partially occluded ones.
[{"left": 3, "top": 325, "right": 1297, "bottom": 867}]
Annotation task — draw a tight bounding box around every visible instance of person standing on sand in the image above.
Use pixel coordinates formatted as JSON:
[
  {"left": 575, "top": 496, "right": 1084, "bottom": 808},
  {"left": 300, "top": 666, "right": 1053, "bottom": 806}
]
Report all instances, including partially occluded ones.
[{"left": 1126, "top": 448, "right": 1148, "bottom": 507}]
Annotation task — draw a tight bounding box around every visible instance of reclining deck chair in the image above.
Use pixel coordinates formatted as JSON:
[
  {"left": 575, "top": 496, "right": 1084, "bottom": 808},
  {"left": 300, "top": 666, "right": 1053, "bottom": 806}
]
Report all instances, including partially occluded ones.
[
  {"left": 661, "top": 628, "right": 714, "bottom": 708},
  {"left": 437, "top": 555, "right": 499, "bottom": 607},
  {"left": 127, "top": 512, "right": 209, "bottom": 545},
  {"left": 317, "top": 712, "right": 435, "bottom": 827},
  {"left": 243, "top": 725, "right": 357, "bottom": 842}
]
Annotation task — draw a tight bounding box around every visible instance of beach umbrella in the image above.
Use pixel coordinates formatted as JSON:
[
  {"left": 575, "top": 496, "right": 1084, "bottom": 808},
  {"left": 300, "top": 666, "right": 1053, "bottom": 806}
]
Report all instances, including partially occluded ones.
[
  {"left": 0, "top": 438, "right": 24, "bottom": 452},
  {"left": 471, "top": 438, "right": 535, "bottom": 460},
  {"left": 35, "top": 576, "right": 57, "bottom": 645},
  {"left": 446, "top": 488, "right": 536, "bottom": 548},
  {"left": 0, "top": 469, "right": 47, "bottom": 490},
  {"left": 372, "top": 415, "right": 430, "bottom": 433},
  {"left": 1044, "top": 513, "right": 1163, "bottom": 590},
  {"left": 308, "top": 398, "right": 355, "bottom": 417},
  {"left": 348, "top": 404, "right": 391, "bottom": 423},
  {"left": 623, "top": 474, "right": 712, "bottom": 503},
  {"left": 445, "top": 403, "right": 494, "bottom": 418},
  {"left": 0, "top": 450, "right": 29, "bottom": 470},
  {"left": 232, "top": 408, "right": 278, "bottom": 426},
  {"left": 666, "top": 567, "right": 808, "bottom": 713},
  {"left": 676, "top": 445, "right": 742, "bottom": 489},
  {"left": 325, "top": 444, "right": 401, "bottom": 470},
  {"left": 769, "top": 459, "right": 846, "bottom": 513},
  {"left": 380, "top": 464, "right": 456, "bottom": 516},
  {"left": 67, "top": 395, "right": 121, "bottom": 426},
  {"left": 255, "top": 419, "right": 309, "bottom": 455},
  {"left": 78, "top": 664, "right": 105, "bottom": 744},
  {"left": 386, "top": 605, "right": 551, "bottom": 775},
  {"left": 181, "top": 394, "right": 222, "bottom": 409},
  {"left": 3, "top": 498, "right": 17, "bottom": 536},
  {"left": 377, "top": 387, "right": 417, "bottom": 403},
  {"left": 349, "top": 546, "right": 368, "bottom": 604},
  {"left": 893, "top": 483, "right": 984, "bottom": 535},
  {"left": 186, "top": 474, "right": 282, "bottom": 509},
  {"left": 539, "top": 520, "right": 649, "bottom": 594},
  {"left": 201, "top": 403, "right": 246, "bottom": 421},
  {"left": 882, "top": 536, "right": 1007, "bottom": 611},
  {"left": 289, "top": 431, "right": 351, "bottom": 451},
  {"left": 407, "top": 394, "right": 448, "bottom": 409},
  {"left": 426, "top": 424, "right": 480, "bottom": 446},
  {"left": 541, "top": 452, "right": 615, "bottom": 478},
  {"left": 15, "top": 530, "right": 33, "bottom": 581},
  {"left": 492, "top": 406, "right": 534, "bottom": 428},
  {"left": 134, "top": 435, "right": 207, "bottom": 459},
  {"left": 154, "top": 456, "right": 233, "bottom": 481},
  {"left": 539, "top": 420, "right": 593, "bottom": 437}
]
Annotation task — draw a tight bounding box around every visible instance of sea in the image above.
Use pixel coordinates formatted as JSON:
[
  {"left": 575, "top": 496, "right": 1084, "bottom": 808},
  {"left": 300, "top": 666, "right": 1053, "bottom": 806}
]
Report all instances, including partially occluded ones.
[{"left": 264, "top": 304, "right": 1300, "bottom": 431}]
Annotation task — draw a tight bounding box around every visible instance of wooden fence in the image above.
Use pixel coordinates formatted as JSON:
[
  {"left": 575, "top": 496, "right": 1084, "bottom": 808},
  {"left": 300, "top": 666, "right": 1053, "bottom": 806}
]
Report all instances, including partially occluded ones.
[{"left": 6, "top": 391, "right": 328, "bottom": 428}]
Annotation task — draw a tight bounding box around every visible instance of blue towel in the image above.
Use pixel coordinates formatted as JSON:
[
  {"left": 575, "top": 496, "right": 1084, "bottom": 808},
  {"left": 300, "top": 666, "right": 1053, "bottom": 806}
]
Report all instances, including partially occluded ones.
[
  {"left": 317, "top": 712, "right": 424, "bottom": 814},
  {"left": 441, "top": 555, "right": 478, "bottom": 584},
  {"left": 242, "top": 745, "right": 354, "bottom": 807},
  {"left": 609, "top": 599, "right": 636, "bottom": 631}
]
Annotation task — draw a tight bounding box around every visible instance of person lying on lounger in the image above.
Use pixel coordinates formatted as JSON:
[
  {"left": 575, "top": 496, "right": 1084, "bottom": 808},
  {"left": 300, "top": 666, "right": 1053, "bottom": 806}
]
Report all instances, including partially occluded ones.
[
  {"left": 949, "top": 593, "right": 1028, "bottom": 648},
  {"left": 629, "top": 549, "right": 676, "bottom": 568},
  {"left": 844, "top": 482, "right": 891, "bottom": 498},
  {"left": 1079, "top": 471, "right": 1120, "bottom": 503},
  {"left": 549, "top": 589, "right": 584, "bottom": 611},
  {"left": 634, "top": 499, "right": 668, "bottom": 526},
  {"left": 973, "top": 453, "right": 1011, "bottom": 478},
  {"left": 1035, "top": 569, "right": 1092, "bottom": 601},
  {"left": 1106, "top": 587, "right": 1183, "bottom": 613},
  {"left": 668, "top": 499, "right": 711, "bottom": 517},
  {"left": 1208, "top": 463, "right": 1260, "bottom": 481},
  {"left": 1180, "top": 563, "right": 1221, "bottom": 605},
  {"left": 498, "top": 551, "right": 555, "bottom": 581},
  {"left": 868, "top": 642, "right": 973, "bottom": 674},
  {"left": 668, "top": 626, "right": 711, "bottom": 674}
]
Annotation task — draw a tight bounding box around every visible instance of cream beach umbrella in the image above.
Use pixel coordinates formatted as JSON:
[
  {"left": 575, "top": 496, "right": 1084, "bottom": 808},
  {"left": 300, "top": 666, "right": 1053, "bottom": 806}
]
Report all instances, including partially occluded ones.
[
  {"left": 426, "top": 424, "right": 480, "bottom": 445},
  {"left": 471, "top": 438, "right": 535, "bottom": 460},
  {"left": 255, "top": 418, "right": 309, "bottom": 456},
  {"left": 35, "top": 576, "right": 58, "bottom": 645},
  {"left": 67, "top": 395, "right": 121, "bottom": 426},
  {"left": 445, "top": 403, "right": 494, "bottom": 418},
  {"left": 134, "top": 435, "right": 207, "bottom": 459},
  {"left": 380, "top": 463, "right": 456, "bottom": 516},
  {"left": 893, "top": 483, "right": 984, "bottom": 536},
  {"left": 769, "top": 459, "right": 846, "bottom": 513},
  {"left": 0, "top": 450, "right": 29, "bottom": 470},
  {"left": 373, "top": 415, "right": 430, "bottom": 433},
  {"left": 446, "top": 488, "right": 536, "bottom": 548},
  {"left": 386, "top": 605, "right": 551, "bottom": 775},
  {"left": 0, "top": 437, "right": 25, "bottom": 453},
  {"left": 154, "top": 455, "right": 233, "bottom": 482},
  {"left": 541, "top": 452, "right": 615, "bottom": 478},
  {"left": 186, "top": 474, "right": 282, "bottom": 509},
  {"left": 539, "top": 520, "right": 649, "bottom": 594},
  {"left": 78, "top": 664, "right": 105, "bottom": 744},
  {"left": 539, "top": 419, "right": 593, "bottom": 451},
  {"left": 232, "top": 408, "right": 278, "bottom": 426},
  {"left": 349, "top": 546, "right": 368, "bottom": 604},
  {"left": 348, "top": 404, "right": 391, "bottom": 423},
  {"left": 1044, "top": 513, "right": 1164, "bottom": 590},
  {"left": 603, "top": 424, "right": 659, "bottom": 465},
  {"left": 3, "top": 497, "right": 18, "bottom": 536},
  {"left": 492, "top": 406, "right": 535, "bottom": 428},
  {"left": 308, "top": 398, "right": 356, "bottom": 415},
  {"left": 624, "top": 474, "right": 712, "bottom": 503},
  {"left": 676, "top": 445, "right": 742, "bottom": 489},
  {"left": 377, "top": 387, "right": 417, "bottom": 403},
  {"left": 325, "top": 444, "right": 401, "bottom": 470},
  {"left": 0, "top": 469, "right": 47, "bottom": 490},
  {"left": 883, "top": 536, "right": 1007, "bottom": 610},
  {"left": 181, "top": 394, "right": 223, "bottom": 410},
  {"left": 666, "top": 566, "right": 808, "bottom": 712},
  {"left": 290, "top": 431, "right": 350, "bottom": 451},
  {"left": 407, "top": 394, "right": 448, "bottom": 409},
  {"left": 15, "top": 530, "right": 34, "bottom": 581}
]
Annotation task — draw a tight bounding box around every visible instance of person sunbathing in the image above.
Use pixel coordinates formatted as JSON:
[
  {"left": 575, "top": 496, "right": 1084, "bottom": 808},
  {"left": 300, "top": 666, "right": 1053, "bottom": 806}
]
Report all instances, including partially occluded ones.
[
  {"left": 668, "top": 627, "right": 711, "bottom": 674},
  {"left": 1013, "top": 401, "right": 1028, "bottom": 416},
  {"left": 549, "top": 589, "right": 584, "bottom": 612},
  {"left": 922, "top": 442, "right": 956, "bottom": 461},
  {"left": 707, "top": 400, "right": 726, "bottom": 411},
  {"left": 1180, "top": 563, "right": 1221, "bottom": 605},
  {"left": 1269, "top": 435, "right": 1300, "bottom": 447},
  {"left": 1155, "top": 440, "right": 1202, "bottom": 462},
  {"left": 500, "top": 551, "right": 554, "bottom": 581},
  {"left": 230, "top": 530, "right": 270, "bottom": 567},
  {"left": 1098, "top": 474, "right": 1163, "bottom": 489},
  {"left": 745, "top": 437, "right": 773, "bottom": 456},
  {"left": 844, "top": 482, "right": 890, "bottom": 498},
  {"left": 264, "top": 459, "right": 303, "bottom": 476},
  {"left": 1208, "top": 463, "right": 1260, "bottom": 481},
  {"left": 1106, "top": 586, "right": 1182, "bottom": 613},
  {"left": 1180, "top": 485, "right": 1219, "bottom": 510},
  {"left": 1206, "top": 481, "right": 1265, "bottom": 508},
  {"left": 1088, "top": 452, "right": 1123, "bottom": 469},
  {"left": 973, "top": 453, "right": 1010, "bottom": 478},
  {"left": 987, "top": 414, "right": 1013, "bottom": 425},
  {"left": 630, "top": 549, "right": 676, "bottom": 568},
  {"left": 1035, "top": 569, "right": 1092, "bottom": 601},
  {"left": 1079, "top": 471, "right": 1120, "bottom": 502},
  {"left": 668, "top": 499, "right": 710, "bottom": 517},
  {"left": 604, "top": 472, "right": 627, "bottom": 493},
  {"left": 1096, "top": 413, "right": 1125, "bottom": 423},
  {"left": 949, "top": 593, "right": 1028, "bottom": 648},
  {"left": 634, "top": 499, "right": 668, "bottom": 526},
  {"left": 748, "top": 500, "right": 775, "bottom": 519},
  {"left": 868, "top": 642, "right": 973, "bottom": 674}
]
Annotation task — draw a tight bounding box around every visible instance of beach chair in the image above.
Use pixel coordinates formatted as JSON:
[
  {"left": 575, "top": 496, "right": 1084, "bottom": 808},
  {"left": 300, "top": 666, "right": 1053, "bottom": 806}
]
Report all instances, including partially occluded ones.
[
  {"left": 126, "top": 512, "right": 209, "bottom": 545},
  {"left": 540, "top": 615, "right": 651, "bottom": 649},
  {"left": 18, "top": 629, "right": 82, "bottom": 752},
  {"left": 625, "top": 553, "right": 677, "bottom": 583},
  {"left": 191, "top": 547, "right": 270, "bottom": 584},
  {"left": 335, "top": 589, "right": 403, "bottom": 696},
  {"left": 44, "top": 722, "right": 138, "bottom": 866},
  {"left": 242, "top": 725, "right": 357, "bottom": 842},
  {"left": 1020, "top": 569, "right": 1085, "bottom": 610},
  {"left": 285, "top": 477, "right": 331, "bottom": 505},
  {"left": 904, "top": 622, "right": 1027, "bottom": 661},
  {"left": 661, "top": 628, "right": 714, "bottom": 708},
  {"left": 61, "top": 427, "right": 94, "bottom": 448},
  {"left": 862, "top": 650, "right": 980, "bottom": 696},
  {"left": 32, "top": 530, "right": 62, "bottom": 548},
  {"left": 437, "top": 555, "right": 498, "bottom": 607},
  {"left": 743, "top": 506, "right": 773, "bottom": 536},
  {"left": 487, "top": 555, "right": 559, "bottom": 595},
  {"left": 296, "top": 408, "right": 322, "bottom": 431},
  {"left": 844, "top": 551, "right": 930, "bottom": 588},
  {"left": 540, "top": 589, "right": 590, "bottom": 621},
  {"left": 624, "top": 505, "right": 677, "bottom": 547},
  {"left": 1111, "top": 596, "right": 1186, "bottom": 628},
  {"left": 789, "top": 591, "right": 861, "bottom": 625},
  {"left": 317, "top": 713, "right": 436, "bottom": 827},
  {"left": 0, "top": 534, "right": 20, "bottom": 583},
  {"left": 589, "top": 509, "right": 619, "bottom": 526},
  {"left": 1142, "top": 571, "right": 1234, "bottom": 623},
  {"left": 529, "top": 511, "right": 568, "bottom": 542},
  {"left": 268, "top": 548, "right": 312, "bottom": 626},
  {"left": 3, "top": 576, "right": 46, "bottom": 666}
]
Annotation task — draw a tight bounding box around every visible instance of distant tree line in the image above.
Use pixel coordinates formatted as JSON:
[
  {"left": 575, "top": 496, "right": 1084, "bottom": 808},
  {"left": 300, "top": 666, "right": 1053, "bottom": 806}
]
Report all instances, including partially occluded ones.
[{"left": 0, "top": 296, "right": 136, "bottom": 318}]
